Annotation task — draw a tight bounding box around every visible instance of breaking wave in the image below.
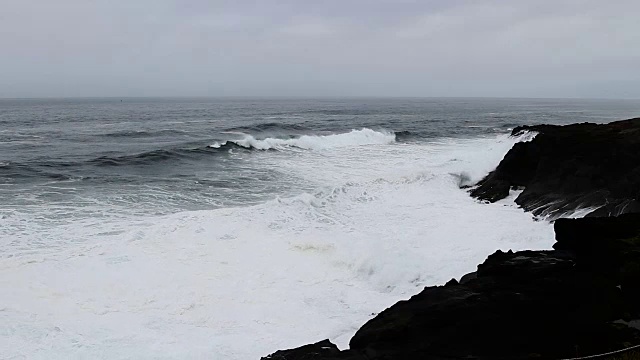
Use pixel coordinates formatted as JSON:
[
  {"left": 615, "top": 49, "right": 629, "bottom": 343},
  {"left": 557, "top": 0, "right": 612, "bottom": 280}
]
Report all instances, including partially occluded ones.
[
  {"left": 0, "top": 129, "right": 403, "bottom": 179},
  {"left": 210, "top": 128, "right": 396, "bottom": 151}
]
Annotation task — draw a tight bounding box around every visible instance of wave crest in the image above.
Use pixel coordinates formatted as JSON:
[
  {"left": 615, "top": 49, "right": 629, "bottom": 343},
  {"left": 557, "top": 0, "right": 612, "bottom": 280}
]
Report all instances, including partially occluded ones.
[{"left": 211, "top": 128, "right": 396, "bottom": 151}]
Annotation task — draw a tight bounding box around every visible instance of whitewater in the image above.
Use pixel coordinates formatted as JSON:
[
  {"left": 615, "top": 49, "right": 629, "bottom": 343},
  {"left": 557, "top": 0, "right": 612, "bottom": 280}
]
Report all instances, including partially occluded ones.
[
  {"left": 1, "top": 131, "right": 554, "bottom": 359},
  {"left": 3, "top": 97, "right": 640, "bottom": 359}
]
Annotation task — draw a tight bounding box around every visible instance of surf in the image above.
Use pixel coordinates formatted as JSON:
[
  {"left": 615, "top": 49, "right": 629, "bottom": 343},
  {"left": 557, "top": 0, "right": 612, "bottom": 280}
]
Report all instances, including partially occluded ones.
[
  {"left": 211, "top": 128, "right": 396, "bottom": 151},
  {"left": 0, "top": 132, "right": 555, "bottom": 359}
]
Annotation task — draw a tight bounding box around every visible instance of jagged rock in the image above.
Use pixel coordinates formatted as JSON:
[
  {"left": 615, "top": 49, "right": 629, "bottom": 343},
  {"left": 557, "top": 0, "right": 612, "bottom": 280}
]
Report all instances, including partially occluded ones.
[
  {"left": 555, "top": 213, "right": 640, "bottom": 319},
  {"left": 470, "top": 118, "right": 640, "bottom": 218},
  {"left": 348, "top": 250, "right": 637, "bottom": 359},
  {"left": 260, "top": 339, "right": 364, "bottom": 360}
]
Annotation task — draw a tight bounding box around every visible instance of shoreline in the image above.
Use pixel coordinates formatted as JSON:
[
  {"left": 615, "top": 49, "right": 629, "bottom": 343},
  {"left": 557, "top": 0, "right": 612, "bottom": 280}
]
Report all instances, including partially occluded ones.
[{"left": 263, "top": 118, "right": 640, "bottom": 359}]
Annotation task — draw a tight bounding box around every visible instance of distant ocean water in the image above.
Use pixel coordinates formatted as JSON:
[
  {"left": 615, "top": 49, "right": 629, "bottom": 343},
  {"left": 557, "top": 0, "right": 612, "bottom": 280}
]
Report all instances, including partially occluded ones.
[{"left": 2, "top": 97, "right": 640, "bottom": 359}]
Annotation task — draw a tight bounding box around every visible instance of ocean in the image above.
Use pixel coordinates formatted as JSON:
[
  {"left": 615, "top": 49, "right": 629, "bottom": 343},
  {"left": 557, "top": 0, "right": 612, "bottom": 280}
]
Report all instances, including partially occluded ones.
[{"left": 2, "top": 97, "right": 640, "bottom": 359}]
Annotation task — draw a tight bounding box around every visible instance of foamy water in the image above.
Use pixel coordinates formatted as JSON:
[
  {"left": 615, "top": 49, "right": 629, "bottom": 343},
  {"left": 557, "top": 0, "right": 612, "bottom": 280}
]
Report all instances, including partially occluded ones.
[
  {"left": 0, "top": 132, "right": 555, "bottom": 359},
  {"left": 211, "top": 128, "right": 397, "bottom": 150},
  {"left": 8, "top": 97, "right": 637, "bottom": 359}
]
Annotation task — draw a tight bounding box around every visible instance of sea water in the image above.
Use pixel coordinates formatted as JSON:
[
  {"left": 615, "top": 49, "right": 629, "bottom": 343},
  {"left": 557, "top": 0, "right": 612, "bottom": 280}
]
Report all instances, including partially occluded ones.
[{"left": 2, "top": 97, "right": 640, "bottom": 359}]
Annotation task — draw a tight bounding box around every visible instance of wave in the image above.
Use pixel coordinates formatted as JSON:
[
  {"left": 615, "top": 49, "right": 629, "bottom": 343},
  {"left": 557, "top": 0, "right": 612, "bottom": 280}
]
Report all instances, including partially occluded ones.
[
  {"left": 211, "top": 128, "right": 396, "bottom": 151},
  {"left": 90, "top": 149, "right": 188, "bottom": 167},
  {"left": 1, "top": 127, "right": 511, "bottom": 177},
  {"left": 0, "top": 161, "right": 77, "bottom": 182},
  {"left": 0, "top": 129, "right": 400, "bottom": 176},
  {"left": 0, "top": 146, "right": 243, "bottom": 177},
  {"left": 88, "top": 145, "right": 249, "bottom": 167},
  {"left": 96, "top": 129, "right": 396, "bottom": 167},
  {"left": 2, "top": 128, "right": 504, "bottom": 178},
  {"left": 0, "top": 132, "right": 556, "bottom": 359}
]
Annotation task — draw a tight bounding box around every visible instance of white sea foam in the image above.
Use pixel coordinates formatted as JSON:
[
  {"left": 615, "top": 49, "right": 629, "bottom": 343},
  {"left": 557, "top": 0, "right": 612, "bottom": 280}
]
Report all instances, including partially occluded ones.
[
  {"left": 210, "top": 128, "right": 396, "bottom": 151},
  {"left": 0, "top": 133, "right": 555, "bottom": 359}
]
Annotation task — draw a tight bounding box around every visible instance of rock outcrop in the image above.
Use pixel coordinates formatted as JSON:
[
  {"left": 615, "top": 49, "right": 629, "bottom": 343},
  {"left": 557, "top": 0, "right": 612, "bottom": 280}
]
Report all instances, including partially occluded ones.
[{"left": 470, "top": 118, "right": 640, "bottom": 218}]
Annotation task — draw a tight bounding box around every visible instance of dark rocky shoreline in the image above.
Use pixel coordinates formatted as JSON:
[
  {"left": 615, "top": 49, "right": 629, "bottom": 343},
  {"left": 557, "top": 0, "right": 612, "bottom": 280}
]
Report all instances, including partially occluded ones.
[
  {"left": 471, "top": 118, "right": 640, "bottom": 218},
  {"left": 262, "top": 119, "right": 640, "bottom": 360}
]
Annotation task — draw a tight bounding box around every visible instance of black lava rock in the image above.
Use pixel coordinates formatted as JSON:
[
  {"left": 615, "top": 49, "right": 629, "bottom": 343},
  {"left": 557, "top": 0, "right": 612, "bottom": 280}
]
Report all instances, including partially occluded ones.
[{"left": 470, "top": 118, "right": 640, "bottom": 218}]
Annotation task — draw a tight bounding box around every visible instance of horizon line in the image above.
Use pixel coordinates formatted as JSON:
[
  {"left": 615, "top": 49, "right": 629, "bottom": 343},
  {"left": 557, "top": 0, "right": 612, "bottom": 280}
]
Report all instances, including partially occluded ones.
[{"left": 2, "top": 95, "right": 640, "bottom": 101}]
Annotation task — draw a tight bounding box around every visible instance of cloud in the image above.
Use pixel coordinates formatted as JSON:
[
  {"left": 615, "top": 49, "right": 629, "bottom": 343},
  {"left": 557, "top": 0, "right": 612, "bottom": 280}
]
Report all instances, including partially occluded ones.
[{"left": 1, "top": 0, "right": 639, "bottom": 98}]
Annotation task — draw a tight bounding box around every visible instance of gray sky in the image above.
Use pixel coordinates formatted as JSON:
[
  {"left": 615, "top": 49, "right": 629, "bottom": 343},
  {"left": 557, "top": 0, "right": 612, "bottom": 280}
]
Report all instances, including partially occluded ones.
[{"left": 1, "top": 0, "right": 639, "bottom": 98}]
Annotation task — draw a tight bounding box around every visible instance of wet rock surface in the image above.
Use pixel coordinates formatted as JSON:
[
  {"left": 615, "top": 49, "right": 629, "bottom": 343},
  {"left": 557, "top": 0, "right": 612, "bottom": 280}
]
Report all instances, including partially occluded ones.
[{"left": 470, "top": 118, "right": 640, "bottom": 218}]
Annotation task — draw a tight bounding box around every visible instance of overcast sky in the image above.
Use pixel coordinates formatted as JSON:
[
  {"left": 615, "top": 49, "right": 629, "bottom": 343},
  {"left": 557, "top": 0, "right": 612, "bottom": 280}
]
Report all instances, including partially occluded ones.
[{"left": 1, "top": 0, "right": 639, "bottom": 98}]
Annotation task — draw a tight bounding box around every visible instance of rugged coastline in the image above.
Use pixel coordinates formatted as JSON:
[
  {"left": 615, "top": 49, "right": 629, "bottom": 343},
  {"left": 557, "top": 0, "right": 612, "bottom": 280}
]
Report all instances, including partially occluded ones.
[
  {"left": 262, "top": 119, "right": 640, "bottom": 360},
  {"left": 471, "top": 118, "right": 640, "bottom": 218}
]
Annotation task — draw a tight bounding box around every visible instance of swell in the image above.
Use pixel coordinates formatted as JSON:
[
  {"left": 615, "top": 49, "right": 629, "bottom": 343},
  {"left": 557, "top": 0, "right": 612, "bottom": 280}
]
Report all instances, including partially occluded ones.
[
  {"left": 0, "top": 129, "right": 414, "bottom": 179},
  {"left": 0, "top": 144, "right": 249, "bottom": 181},
  {"left": 87, "top": 144, "right": 250, "bottom": 167},
  {"left": 0, "top": 161, "right": 77, "bottom": 182},
  {"left": 93, "top": 128, "right": 399, "bottom": 167}
]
